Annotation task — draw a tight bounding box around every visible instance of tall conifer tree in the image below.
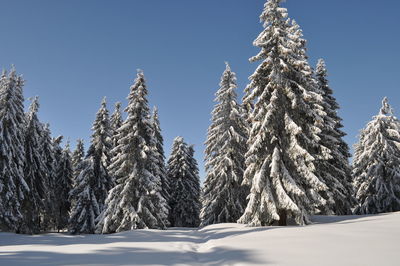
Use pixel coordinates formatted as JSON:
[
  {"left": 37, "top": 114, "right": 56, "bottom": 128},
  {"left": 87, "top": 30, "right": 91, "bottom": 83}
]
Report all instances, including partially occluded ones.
[
  {"left": 21, "top": 97, "right": 48, "bottom": 233},
  {"left": 314, "top": 59, "right": 354, "bottom": 214},
  {"left": 54, "top": 141, "right": 73, "bottom": 231},
  {"left": 0, "top": 68, "right": 28, "bottom": 232},
  {"left": 168, "top": 137, "right": 200, "bottom": 227},
  {"left": 239, "top": 0, "right": 329, "bottom": 226},
  {"left": 110, "top": 102, "right": 123, "bottom": 150},
  {"left": 72, "top": 139, "right": 85, "bottom": 174},
  {"left": 96, "top": 70, "right": 166, "bottom": 233},
  {"left": 86, "top": 97, "right": 113, "bottom": 210},
  {"left": 151, "top": 107, "right": 169, "bottom": 224},
  {"left": 69, "top": 157, "right": 100, "bottom": 234},
  {"left": 201, "top": 63, "right": 248, "bottom": 226},
  {"left": 40, "top": 124, "right": 57, "bottom": 231}
]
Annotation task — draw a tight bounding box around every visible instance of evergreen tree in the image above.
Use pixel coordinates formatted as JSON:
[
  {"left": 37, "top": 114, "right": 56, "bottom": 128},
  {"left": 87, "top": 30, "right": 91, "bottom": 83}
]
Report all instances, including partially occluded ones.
[
  {"left": 187, "top": 145, "right": 201, "bottom": 224},
  {"left": 108, "top": 102, "right": 123, "bottom": 185},
  {"left": 96, "top": 70, "right": 166, "bottom": 233},
  {"left": 353, "top": 98, "right": 400, "bottom": 214},
  {"left": 151, "top": 106, "right": 169, "bottom": 225},
  {"left": 69, "top": 157, "right": 100, "bottom": 234},
  {"left": 72, "top": 139, "right": 85, "bottom": 174},
  {"left": 239, "top": 0, "right": 329, "bottom": 226},
  {"left": 53, "top": 136, "right": 64, "bottom": 163},
  {"left": 168, "top": 137, "right": 200, "bottom": 227},
  {"left": 110, "top": 102, "right": 123, "bottom": 149},
  {"left": 20, "top": 97, "right": 48, "bottom": 233},
  {"left": 54, "top": 141, "right": 73, "bottom": 232},
  {"left": 0, "top": 68, "right": 28, "bottom": 232},
  {"left": 201, "top": 63, "right": 249, "bottom": 226},
  {"left": 86, "top": 97, "right": 113, "bottom": 210},
  {"left": 314, "top": 59, "right": 354, "bottom": 215},
  {"left": 40, "top": 123, "right": 57, "bottom": 231}
]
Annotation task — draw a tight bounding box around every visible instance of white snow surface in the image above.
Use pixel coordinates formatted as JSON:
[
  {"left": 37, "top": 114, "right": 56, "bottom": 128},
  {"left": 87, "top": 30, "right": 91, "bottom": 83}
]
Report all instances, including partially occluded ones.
[{"left": 0, "top": 212, "right": 399, "bottom": 266}]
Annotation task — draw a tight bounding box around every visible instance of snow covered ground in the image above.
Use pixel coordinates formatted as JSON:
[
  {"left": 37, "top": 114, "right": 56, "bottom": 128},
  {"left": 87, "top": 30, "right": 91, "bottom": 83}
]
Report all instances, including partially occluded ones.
[{"left": 0, "top": 212, "right": 399, "bottom": 266}]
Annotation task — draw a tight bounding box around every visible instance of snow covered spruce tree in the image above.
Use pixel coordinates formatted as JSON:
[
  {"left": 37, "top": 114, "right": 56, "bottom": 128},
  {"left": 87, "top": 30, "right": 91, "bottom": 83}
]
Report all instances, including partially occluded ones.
[
  {"left": 167, "top": 137, "right": 201, "bottom": 227},
  {"left": 314, "top": 59, "right": 355, "bottom": 215},
  {"left": 72, "top": 139, "right": 85, "bottom": 174},
  {"left": 239, "top": 0, "right": 330, "bottom": 226},
  {"left": 96, "top": 70, "right": 166, "bottom": 233},
  {"left": 151, "top": 106, "right": 169, "bottom": 224},
  {"left": 69, "top": 139, "right": 85, "bottom": 211},
  {"left": 54, "top": 141, "right": 73, "bottom": 232},
  {"left": 69, "top": 157, "right": 100, "bottom": 234},
  {"left": 187, "top": 145, "right": 201, "bottom": 221},
  {"left": 86, "top": 97, "right": 113, "bottom": 210},
  {"left": 20, "top": 97, "right": 48, "bottom": 234},
  {"left": 53, "top": 136, "right": 64, "bottom": 164},
  {"left": 40, "top": 124, "right": 58, "bottom": 231},
  {"left": 110, "top": 102, "right": 123, "bottom": 150},
  {"left": 201, "top": 63, "right": 249, "bottom": 226},
  {"left": 353, "top": 98, "right": 400, "bottom": 214},
  {"left": 0, "top": 68, "right": 28, "bottom": 233}
]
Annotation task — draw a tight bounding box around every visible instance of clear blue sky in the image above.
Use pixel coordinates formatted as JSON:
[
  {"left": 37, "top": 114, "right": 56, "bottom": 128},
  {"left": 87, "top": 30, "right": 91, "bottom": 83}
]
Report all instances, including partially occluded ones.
[{"left": 1, "top": 0, "right": 399, "bottom": 180}]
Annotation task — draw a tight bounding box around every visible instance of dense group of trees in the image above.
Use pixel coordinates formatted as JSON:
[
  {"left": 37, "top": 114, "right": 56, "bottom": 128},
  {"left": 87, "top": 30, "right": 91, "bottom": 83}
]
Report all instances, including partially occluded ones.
[{"left": 1, "top": 0, "right": 399, "bottom": 234}]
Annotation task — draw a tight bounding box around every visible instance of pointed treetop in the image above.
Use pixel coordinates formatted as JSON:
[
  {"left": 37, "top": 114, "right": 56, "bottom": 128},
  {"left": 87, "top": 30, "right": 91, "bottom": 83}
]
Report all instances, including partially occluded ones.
[
  {"left": 65, "top": 139, "right": 71, "bottom": 151},
  {"left": 10, "top": 64, "right": 16, "bottom": 75},
  {"left": 115, "top": 101, "right": 121, "bottom": 110},
  {"left": 316, "top": 58, "right": 327, "bottom": 75},
  {"left": 260, "top": 0, "right": 287, "bottom": 26},
  {"left": 380, "top": 97, "right": 393, "bottom": 116},
  {"left": 224, "top": 61, "right": 231, "bottom": 72},
  {"left": 101, "top": 96, "right": 107, "bottom": 107},
  {"left": 136, "top": 69, "right": 144, "bottom": 78},
  {"left": 75, "top": 138, "right": 85, "bottom": 151},
  {"left": 28, "top": 96, "right": 40, "bottom": 114},
  {"left": 153, "top": 106, "right": 158, "bottom": 116},
  {"left": 174, "top": 136, "right": 184, "bottom": 144}
]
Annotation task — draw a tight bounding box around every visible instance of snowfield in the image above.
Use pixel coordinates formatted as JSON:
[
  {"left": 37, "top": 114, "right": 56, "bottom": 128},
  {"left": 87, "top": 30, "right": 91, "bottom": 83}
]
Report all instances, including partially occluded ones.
[{"left": 0, "top": 212, "right": 399, "bottom": 266}]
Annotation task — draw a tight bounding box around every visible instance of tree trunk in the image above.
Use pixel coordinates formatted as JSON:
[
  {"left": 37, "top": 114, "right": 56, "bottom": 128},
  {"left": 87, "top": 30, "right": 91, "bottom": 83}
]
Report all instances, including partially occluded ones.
[{"left": 278, "top": 210, "right": 287, "bottom": 226}]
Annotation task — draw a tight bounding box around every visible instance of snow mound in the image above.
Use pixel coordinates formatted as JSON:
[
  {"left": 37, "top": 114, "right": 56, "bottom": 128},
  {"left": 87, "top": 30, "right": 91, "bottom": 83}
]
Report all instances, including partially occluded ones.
[{"left": 0, "top": 212, "right": 399, "bottom": 265}]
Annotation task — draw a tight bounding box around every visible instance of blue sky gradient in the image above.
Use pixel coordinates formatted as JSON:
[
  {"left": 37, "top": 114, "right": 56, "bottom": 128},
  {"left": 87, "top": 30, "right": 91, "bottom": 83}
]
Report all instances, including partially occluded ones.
[{"left": 1, "top": 0, "right": 399, "bottom": 179}]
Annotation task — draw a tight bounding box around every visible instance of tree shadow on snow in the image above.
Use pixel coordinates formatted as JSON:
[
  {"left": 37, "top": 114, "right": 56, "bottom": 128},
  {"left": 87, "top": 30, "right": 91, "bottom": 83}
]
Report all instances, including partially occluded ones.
[
  {"left": 0, "top": 246, "right": 266, "bottom": 266},
  {"left": 0, "top": 225, "right": 273, "bottom": 247}
]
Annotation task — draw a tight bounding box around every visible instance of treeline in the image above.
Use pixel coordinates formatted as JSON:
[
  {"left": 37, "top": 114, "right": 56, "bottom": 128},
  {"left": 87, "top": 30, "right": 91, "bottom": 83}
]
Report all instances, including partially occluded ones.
[
  {"left": 0, "top": 69, "right": 201, "bottom": 234},
  {"left": 1, "top": 0, "right": 400, "bottom": 234}
]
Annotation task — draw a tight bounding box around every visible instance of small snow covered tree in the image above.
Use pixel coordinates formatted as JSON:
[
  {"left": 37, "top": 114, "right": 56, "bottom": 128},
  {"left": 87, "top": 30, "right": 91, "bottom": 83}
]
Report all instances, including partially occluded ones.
[
  {"left": 187, "top": 145, "right": 201, "bottom": 222},
  {"left": 20, "top": 97, "right": 48, "bottom": 234},
  {"left": 86, "top": 97, "right": 113, "bottom": 210},
  {"left": 53, "top": 136, "right": 64, "bottom": 163},
  {"left": 201, "top": 63, "right": 249, "bottom": 226},
  {"left": 151, "top": 106, "right": 169, "bottom": 224},
  {"left": 54, "top": 141, "right": 73, "bottom": 232},
  {"left": 96, "top": 70, "right": 166, "bottom": 233},
  {"left": 167, "top": 137, "right": 201, "bottom": 227},
  {"left": 69, "top": 157, "right": 100, "bottom": 234},
  {"left": 353, "top": 98, "right": 400, "bottom": 214},
  {"left": 239, "top": 0, "right": 329, "bottom": 226},
  {"left": 314, "top": 59, "right": 355, "bottom": 215},
  {"left": 0, "top": 68, "right": 28, "bottom": 232},
  {"left": 40, "top": 124, "right": 57, "bottom": 231},
  {"left": 72, "top": 139, "right": 85, "bottom": 174},
  {"left": 109, "top": 102, "right": 123, "bottom": 185},
  {"left": 110, "top": 102, "right": 123, "bottom": 150}
]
